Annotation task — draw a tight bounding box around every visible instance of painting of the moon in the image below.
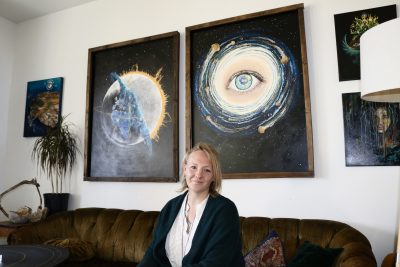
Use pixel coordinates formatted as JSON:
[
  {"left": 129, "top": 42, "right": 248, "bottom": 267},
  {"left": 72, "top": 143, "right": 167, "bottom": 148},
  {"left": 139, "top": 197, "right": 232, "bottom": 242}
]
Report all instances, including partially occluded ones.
[
  {"left": 101, "top": 71, "right": 166, "bottom": 149},
  {"left": 84, "top": 31, "right": 179, "bottom": 182}
]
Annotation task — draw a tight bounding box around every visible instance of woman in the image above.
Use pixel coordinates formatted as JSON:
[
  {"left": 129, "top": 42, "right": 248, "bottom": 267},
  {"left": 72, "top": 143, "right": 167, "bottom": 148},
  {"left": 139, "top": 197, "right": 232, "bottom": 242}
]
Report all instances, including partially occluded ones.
[{"left": 138, "top": 143, "right": 245, "bottom": 267}]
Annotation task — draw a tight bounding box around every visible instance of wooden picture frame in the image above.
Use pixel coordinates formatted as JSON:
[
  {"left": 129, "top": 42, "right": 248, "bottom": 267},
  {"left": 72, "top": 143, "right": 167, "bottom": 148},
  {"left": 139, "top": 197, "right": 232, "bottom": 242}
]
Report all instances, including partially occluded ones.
[
  {"left": 84, "top": 31, "right": 179, "bottom": 182},
  {"left": 185, "top": 4, "right": 314, "bottom": 178}
]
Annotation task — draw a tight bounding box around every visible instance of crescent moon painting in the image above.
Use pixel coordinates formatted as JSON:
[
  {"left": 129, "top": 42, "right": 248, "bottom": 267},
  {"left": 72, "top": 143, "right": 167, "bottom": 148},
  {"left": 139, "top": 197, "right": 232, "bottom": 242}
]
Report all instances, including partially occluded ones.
[
  {"left": 85, "top": 32, "right": 179, "bottom": 182},
  {"left": 186, "top": 4, "right": 314, "bottom": 178}
]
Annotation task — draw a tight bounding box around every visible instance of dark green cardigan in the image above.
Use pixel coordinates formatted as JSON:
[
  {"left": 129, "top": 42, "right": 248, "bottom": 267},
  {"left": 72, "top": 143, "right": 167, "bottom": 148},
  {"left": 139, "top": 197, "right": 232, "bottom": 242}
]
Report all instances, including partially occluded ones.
[{"left": 138, "top": 192, "right": 245, "bottom": 267}]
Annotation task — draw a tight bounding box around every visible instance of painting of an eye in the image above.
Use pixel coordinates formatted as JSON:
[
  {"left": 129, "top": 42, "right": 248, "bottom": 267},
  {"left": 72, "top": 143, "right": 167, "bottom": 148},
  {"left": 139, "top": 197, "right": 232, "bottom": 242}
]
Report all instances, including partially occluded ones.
[
  {"left": 188, "top": 6, "right": 314, "bottom": 177},
  {"left": 195, "top": 35, "right": 300, "bottom": 138},
  {"left": 227, "top": 71, "right": 263, "bottom": 92}
]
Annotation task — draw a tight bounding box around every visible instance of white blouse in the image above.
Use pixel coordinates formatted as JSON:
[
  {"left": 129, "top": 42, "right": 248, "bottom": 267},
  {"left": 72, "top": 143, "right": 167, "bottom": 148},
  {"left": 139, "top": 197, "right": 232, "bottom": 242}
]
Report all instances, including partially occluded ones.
[{"left": 165, "top": 194, "right": 209, "bottom": 267}]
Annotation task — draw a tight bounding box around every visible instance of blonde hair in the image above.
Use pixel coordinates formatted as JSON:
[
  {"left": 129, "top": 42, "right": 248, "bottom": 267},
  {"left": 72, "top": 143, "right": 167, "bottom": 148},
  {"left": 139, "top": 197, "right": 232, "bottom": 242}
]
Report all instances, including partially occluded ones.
[{"left": 180, "top": 143, "right": 222, "bottom": 197}]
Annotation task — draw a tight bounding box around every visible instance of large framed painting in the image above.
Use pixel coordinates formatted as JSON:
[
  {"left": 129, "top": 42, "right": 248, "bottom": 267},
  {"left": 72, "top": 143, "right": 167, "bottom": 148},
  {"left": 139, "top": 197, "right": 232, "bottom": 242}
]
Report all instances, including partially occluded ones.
[
  {"left": 23, "top": 77, "right": 63, "bottom": 137},
  {"left": 84, "top": 31, "right": 179, "bottom": 182},
  {"left": 342, "top": 93, "right": 400, "bottom": 166},
  {"left": 186, "top": 4, "right": 314, "bottom": 178},
  {"left": 334, "top": 5, "right": 397, "bottom": 81}
]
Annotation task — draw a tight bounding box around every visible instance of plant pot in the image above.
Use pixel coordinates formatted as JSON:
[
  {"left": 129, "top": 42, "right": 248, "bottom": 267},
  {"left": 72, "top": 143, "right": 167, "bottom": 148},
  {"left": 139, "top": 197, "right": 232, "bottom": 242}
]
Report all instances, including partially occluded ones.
[{"left": 43, "top": 193, "right": 69, "bottom": 216}]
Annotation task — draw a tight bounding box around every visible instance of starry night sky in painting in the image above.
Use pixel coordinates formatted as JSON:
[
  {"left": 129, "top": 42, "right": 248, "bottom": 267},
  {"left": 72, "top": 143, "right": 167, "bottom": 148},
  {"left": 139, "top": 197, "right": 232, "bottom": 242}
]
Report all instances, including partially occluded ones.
[
  {"left": 87, "top": 33, "right": 178, "bottom": 179},
  {"left": 189, "top": 9, "right": 310, "bottom": 174}
]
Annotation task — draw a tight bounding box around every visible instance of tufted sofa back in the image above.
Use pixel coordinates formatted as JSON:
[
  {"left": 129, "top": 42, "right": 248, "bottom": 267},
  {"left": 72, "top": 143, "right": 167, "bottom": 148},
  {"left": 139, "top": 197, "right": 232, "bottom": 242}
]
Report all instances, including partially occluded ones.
[
  {"left": 8, "top": 208, "right": 376, "bottom": 266},
  {"left": 239, "top": 216, "right": 376, "bottom": 267}
]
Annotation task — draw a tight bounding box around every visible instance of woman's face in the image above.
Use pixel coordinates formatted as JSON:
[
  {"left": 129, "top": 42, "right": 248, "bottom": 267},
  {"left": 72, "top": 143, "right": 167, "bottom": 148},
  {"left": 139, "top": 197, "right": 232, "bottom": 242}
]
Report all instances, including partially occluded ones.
[
  {"left": 375, "top": 107, "right": 391, "bottom": 133},
  {"left": 184, "top": 150, "right": 214, "bottom": 195}
]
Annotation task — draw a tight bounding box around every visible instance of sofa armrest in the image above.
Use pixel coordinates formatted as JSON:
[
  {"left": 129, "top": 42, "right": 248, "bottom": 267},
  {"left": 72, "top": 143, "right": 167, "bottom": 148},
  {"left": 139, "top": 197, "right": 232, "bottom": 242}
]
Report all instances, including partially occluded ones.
[
  {"left": 381, "top": 253, "right": 396, "bottom": 267},
  {"left": 7, "top": 225, "right": 42, "bottom": 244},
  {"left": 8, "top": 211, "right": 77, "bottom": 245},
  {"left": 328, "top": 227, "right": 376, "bottom": 267},
  {"left": 333, "top": 242, "right": 377, "bottom": 267}
]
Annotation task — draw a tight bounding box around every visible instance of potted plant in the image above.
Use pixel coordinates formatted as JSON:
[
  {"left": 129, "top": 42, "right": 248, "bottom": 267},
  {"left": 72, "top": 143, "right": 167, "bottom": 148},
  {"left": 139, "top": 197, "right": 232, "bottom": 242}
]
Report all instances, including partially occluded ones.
[{"left": 31, "top": 114, "right": 79, "bottom": 216}]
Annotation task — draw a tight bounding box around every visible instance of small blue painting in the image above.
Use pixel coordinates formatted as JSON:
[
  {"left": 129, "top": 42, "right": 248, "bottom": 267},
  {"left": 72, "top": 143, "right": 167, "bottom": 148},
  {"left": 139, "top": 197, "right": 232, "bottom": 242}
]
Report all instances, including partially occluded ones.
[{"left": 23, "top": 77, "right": 63, "bottom": 137}]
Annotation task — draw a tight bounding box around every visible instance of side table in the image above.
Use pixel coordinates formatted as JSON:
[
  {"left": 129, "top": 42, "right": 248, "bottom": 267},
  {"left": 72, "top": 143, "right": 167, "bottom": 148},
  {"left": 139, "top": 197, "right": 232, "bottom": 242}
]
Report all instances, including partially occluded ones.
[{"left": 0, "top": 244, "right": 69, "bottom": 266}]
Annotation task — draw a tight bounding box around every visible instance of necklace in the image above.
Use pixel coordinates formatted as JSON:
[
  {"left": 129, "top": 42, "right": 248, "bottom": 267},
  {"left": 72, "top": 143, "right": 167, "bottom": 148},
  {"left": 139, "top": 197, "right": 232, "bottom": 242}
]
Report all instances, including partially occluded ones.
[
  {"left": 184, "top": 198, "right": 192, "bottom": 234},
  {"left": 182, "top": 197, "right": 192, "bottom": 258}
]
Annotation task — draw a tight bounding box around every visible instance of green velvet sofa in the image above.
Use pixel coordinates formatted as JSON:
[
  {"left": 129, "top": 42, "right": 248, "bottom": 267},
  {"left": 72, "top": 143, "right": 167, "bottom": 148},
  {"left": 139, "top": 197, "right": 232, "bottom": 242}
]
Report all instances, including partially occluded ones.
[{"left": 7, "top": 207, "right": 377, "bottom": 267}]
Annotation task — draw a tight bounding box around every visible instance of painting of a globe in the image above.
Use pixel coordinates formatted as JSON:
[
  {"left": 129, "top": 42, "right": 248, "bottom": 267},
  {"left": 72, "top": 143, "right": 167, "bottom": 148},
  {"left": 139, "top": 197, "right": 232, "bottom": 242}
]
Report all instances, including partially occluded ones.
[
  {"left": 101, "top": 71, "right": 165, "bottom": 148},
  {"left": 84, "top": 32, "right": 179, "bottom": 181}
]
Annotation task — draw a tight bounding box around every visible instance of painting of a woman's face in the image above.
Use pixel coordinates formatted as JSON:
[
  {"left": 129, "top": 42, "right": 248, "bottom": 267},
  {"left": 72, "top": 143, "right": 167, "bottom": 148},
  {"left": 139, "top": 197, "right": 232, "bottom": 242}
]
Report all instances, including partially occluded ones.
[
  {"left": 342, "top": 92, "right": 400, "bottom": 166},
  {"left": 375, "top": 107, "right": 391, "bottom": 133}
]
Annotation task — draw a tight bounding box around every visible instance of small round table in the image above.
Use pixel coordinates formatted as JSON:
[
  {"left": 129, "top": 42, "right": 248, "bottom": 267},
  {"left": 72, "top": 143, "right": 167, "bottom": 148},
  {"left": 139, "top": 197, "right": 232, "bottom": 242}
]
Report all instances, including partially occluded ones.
[{"left": 0, "top": 244, "right": 69, "bottom": 266}]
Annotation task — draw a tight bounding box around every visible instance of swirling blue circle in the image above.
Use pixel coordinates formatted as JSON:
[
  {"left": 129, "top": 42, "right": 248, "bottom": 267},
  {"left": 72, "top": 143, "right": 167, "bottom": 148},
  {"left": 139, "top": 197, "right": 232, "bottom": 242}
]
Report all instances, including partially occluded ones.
[{"left": 194, "top": 36, "right": 299, "bottom": 136}]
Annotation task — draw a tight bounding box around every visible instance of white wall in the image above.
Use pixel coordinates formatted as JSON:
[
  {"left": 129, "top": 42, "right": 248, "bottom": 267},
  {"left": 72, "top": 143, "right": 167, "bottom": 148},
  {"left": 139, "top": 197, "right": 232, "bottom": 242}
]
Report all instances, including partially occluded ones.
[
  {"left": 2, "top": 0, "right": 400, "bottom": 264},
  {"left": 0, "top": 16, "right": 15, "bottom": 220}
]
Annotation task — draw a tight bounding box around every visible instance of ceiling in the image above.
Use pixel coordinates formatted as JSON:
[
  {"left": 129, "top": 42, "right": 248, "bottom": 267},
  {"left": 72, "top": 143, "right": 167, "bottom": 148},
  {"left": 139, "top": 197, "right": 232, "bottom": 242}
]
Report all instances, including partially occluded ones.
[{"left": 0, "top": 0, "right": 98, "bottom": 23}]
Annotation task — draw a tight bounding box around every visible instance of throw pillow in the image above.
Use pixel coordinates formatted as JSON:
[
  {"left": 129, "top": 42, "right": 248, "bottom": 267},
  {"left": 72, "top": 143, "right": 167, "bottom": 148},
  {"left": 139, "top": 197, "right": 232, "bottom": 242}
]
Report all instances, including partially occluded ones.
[
  {"left": 287, "top": 241, "right": 343, "bottom": 267},
  {"left": 244, "top": 230, "right": 286, "bottom": 267},
  {"left": 44, "top": 238, "right": 96, "bottom": 262}
]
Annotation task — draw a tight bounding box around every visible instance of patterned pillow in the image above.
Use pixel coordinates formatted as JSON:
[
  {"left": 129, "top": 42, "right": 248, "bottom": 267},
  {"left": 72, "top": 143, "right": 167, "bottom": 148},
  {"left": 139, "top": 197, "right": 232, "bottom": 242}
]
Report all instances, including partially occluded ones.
[{"left": 244, "top": 230, "right": 286, "bottom": 267}]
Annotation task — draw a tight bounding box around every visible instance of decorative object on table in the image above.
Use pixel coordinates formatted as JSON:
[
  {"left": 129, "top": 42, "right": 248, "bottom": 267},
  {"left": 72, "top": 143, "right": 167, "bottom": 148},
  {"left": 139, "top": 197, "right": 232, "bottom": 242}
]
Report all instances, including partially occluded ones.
[
  {"left": 0, "top": 178, "right": 47, "bottom": 223},
  {"left": 84, "top": 31, "right": 179, "bottom": 182},
  {"left": 29, "top": 206, "right": 48, "bottom": 222},
  {"left": 23, "top": 77, "right": 63, "bottom": 137},
  {"left": 342, "top": 92, "right": 400, "bottom": 166},
  {"left": 9, "top": 206, "right": 32, "bottom": 224},
  {"left": 334, "top": 4, "right": 396, "bottom": 81},
  {"left": 31, "top": 115, "right": 79, "bottom": 215},
  {"left": 359, "top": 17, "right": 400, "bottom": 267},
  {"left": 186, "top": 4, "right": 313, "bottom": 178}
]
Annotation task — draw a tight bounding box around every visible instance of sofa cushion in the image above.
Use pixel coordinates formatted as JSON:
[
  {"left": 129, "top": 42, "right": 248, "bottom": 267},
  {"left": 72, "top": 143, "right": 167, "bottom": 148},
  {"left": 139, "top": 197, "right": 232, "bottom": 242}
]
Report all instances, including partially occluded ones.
[
  {"left": 44, "top": 238, "right": 96, "bottom": 262},
  {"left": 244, "top": 230, "right": 286, "bottom": 267},
  {"left": 287, "top": 241, "right": 343, "bottom": 267}
]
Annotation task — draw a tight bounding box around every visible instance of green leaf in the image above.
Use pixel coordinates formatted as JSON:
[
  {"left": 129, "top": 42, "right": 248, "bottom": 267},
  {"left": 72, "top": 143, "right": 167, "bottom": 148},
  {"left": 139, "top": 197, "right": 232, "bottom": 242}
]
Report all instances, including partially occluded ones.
[{"left": 31, "top": 114, "right": 80, "bottom": 193}]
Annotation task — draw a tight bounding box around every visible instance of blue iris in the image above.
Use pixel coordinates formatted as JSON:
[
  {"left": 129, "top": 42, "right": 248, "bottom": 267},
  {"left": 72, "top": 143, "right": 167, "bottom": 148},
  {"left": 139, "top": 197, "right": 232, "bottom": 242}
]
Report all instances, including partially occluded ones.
[{"left": 235, "top": 73, "right": 252, "bottom": 91}]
